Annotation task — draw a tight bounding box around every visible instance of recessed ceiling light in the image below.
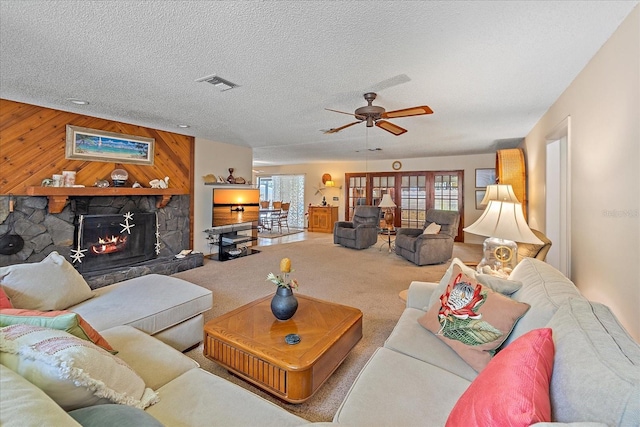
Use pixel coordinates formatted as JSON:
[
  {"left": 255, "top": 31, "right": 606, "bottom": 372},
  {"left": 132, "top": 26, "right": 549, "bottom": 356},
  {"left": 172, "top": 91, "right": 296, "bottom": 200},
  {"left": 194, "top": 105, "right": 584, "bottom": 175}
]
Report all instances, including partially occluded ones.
[
  {"left": 66, "top": 98, "right": 89, "bottom": 105},
  {"left": 177, "top": 124, "right": 190, "bottom": 128},
  {"left": 195, "top": 74, "right": 239, "bottom": 92}
]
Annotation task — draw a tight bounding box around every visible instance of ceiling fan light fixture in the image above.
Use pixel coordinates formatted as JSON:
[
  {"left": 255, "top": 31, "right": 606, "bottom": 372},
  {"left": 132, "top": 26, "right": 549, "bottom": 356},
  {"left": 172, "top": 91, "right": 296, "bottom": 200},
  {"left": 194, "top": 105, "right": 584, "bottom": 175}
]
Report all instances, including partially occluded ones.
[{"left": 325, "top": 92, "right": 431, "bottom": 135}]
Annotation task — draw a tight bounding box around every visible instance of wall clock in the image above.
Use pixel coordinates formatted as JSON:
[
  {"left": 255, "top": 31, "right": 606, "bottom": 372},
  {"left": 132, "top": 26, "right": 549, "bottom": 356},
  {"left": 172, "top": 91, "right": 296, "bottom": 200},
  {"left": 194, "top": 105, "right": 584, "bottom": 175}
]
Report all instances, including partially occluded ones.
[{"left": 392, "top": 161, "right": 402, "bottom": 170}]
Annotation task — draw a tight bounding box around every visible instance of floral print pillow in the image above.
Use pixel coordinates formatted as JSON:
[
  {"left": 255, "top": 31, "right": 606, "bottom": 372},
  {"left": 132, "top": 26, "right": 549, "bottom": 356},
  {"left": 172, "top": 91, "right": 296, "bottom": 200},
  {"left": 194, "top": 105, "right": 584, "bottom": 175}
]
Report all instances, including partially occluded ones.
[{"left": 419, "top": 264, "right": 530, "bottom": 372}]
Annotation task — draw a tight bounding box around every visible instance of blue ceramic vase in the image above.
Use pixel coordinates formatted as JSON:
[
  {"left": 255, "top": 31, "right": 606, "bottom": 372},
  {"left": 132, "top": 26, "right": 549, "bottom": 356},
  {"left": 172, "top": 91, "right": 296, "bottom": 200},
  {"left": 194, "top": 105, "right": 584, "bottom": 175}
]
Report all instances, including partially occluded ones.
[{"left": 271, "top": 287, "right": 298, "bottom": 320}]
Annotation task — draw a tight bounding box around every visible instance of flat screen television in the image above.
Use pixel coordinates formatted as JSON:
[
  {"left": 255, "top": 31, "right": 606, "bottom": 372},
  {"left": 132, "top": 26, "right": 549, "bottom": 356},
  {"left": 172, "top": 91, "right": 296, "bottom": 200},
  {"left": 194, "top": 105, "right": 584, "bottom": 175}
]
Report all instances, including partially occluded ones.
[{"left": 212, "top": 188, "right": 260, "bottom": 227}]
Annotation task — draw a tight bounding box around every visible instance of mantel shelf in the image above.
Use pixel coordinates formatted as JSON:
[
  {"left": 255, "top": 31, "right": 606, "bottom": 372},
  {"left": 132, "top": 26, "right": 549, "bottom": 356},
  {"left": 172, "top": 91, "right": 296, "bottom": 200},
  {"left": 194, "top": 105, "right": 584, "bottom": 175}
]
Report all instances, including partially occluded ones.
[{"left": 26, "top": 186, "right": 188, "bottom": 213}]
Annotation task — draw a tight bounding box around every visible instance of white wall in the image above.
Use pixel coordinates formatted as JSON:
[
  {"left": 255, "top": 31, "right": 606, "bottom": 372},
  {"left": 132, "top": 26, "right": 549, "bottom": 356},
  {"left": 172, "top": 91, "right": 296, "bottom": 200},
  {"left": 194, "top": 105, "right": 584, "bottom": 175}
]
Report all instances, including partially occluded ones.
[
  {"left": 523, "top": 6, "right": 639, "bottom": 341},
  {"left": 255, "top": 153, "right": 495, "bottom": 244},
  {"left": 193, "top": 138, "right": 253, "bottom": 254}
]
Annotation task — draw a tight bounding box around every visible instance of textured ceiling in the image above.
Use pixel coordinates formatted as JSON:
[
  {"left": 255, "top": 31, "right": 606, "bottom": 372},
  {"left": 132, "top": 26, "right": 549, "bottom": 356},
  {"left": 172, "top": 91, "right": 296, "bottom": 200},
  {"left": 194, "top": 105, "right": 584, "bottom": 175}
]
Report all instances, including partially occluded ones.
[{"left": 0, "top": 1, "right": 637, "bottom": 166}]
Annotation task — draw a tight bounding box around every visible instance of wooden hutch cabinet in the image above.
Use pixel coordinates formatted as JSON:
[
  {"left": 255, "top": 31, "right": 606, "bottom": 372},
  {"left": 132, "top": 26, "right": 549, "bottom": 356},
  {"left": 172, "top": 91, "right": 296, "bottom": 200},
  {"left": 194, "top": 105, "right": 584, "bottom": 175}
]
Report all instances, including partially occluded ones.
[{"left": 308, "top": 206, "right": 339, "bottom": 233}]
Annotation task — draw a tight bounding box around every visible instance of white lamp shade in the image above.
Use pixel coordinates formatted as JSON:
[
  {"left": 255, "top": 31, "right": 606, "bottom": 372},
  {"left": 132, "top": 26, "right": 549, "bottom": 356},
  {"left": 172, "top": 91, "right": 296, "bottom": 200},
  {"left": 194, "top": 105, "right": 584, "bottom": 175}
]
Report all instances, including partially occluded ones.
[
  {"left": 325, "top": 180, "right": 335, "bottom": 187},
  {"left": 464, "top": 200, "right": 543, "bottom": 244},
  {"left": 480, "top": 184, "right": 520, "bottom": 207},
  {"left": 378, "top": 194, "right": 396, "bottom": 208}
]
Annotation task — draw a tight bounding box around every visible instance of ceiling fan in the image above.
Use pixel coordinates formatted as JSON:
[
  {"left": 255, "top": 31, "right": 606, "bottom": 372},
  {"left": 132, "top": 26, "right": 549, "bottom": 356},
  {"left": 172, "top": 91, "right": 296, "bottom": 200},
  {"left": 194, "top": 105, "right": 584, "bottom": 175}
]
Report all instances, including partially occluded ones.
[{"left": 324, "top": 92, "right": 433, "bottom": 136}]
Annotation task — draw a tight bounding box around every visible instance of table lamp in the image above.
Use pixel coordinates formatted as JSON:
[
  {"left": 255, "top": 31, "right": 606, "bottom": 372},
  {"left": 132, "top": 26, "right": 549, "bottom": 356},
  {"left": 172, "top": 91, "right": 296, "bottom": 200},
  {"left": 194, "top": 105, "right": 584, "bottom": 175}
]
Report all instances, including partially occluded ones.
[
  {"left": 480, "top": 184, "right": 519, "bottom": 208},
  {"left": 463, "top": 200, "right": 542, "bottom": 276},
  {"left": 378, "top": 194, "right": 396, "bottom": 228}
]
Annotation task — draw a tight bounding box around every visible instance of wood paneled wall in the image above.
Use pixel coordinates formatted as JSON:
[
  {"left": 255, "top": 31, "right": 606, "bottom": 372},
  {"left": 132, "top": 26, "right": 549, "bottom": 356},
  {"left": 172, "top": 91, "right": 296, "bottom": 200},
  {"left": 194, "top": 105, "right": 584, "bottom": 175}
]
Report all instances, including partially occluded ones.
[
  {"left": 0, "top": 99, "right": 194, "bottom": 195},
  {"left": 0, "top": 99, "right": 195, "bottom": 246}
]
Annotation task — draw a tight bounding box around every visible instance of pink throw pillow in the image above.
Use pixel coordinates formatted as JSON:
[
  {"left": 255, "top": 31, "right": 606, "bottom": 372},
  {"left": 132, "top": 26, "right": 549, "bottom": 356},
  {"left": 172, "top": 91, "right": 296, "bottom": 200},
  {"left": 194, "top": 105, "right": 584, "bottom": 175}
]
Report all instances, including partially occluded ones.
[{"left": 446, "top": 328, "right": 554, "bottom": 427}]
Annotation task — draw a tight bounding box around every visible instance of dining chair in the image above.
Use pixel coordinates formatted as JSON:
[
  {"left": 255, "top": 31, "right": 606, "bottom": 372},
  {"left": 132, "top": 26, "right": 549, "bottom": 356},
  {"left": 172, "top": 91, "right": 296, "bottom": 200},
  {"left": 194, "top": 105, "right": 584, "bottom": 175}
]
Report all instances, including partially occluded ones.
[{"left": 276, "top": 202, "right": 290, "bottom": 233}]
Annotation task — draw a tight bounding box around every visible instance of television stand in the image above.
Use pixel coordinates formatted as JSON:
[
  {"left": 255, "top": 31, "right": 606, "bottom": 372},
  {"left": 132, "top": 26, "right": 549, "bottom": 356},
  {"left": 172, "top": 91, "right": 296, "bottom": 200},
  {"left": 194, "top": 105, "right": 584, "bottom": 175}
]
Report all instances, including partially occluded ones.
[{"left": 204, "top": 223, "right": 260, "bottom": 262}]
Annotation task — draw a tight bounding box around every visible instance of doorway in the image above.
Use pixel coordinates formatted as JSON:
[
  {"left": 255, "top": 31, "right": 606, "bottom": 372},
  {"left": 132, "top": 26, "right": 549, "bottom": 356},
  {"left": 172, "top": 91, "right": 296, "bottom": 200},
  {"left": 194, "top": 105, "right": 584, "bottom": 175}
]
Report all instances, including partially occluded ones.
[{"left": 546, "top": 117, "right": 571, "bottom": 277}]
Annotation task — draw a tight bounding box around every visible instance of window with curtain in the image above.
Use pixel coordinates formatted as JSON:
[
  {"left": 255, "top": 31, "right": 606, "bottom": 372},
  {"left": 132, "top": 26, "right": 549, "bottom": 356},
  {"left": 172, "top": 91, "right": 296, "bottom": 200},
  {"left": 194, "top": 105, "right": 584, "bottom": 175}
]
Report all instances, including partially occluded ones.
[{"left": 260, "top": 174, "right": 305, "bottom": 229}]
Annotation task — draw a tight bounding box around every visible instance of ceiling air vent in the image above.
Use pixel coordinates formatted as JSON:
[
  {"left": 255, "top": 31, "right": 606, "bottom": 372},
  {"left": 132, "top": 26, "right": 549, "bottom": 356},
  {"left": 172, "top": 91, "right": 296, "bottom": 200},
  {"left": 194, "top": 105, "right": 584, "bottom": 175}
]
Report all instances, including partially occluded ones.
[{"left": 195, "top": 74, "right": 239, "bottom": 92}]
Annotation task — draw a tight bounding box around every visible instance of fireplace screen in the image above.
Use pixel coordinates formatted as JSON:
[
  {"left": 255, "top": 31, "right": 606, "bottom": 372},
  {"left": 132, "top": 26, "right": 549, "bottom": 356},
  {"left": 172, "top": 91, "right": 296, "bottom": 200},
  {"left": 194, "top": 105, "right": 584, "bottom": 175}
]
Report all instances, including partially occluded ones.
[{"left": 73, "top": 212, "right": 158, "bottom": 273}]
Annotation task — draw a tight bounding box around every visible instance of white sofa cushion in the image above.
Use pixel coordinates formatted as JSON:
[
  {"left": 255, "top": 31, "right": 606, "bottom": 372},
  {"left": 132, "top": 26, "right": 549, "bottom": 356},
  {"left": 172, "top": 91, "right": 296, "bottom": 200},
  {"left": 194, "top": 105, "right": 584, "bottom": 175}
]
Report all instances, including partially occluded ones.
[
  {"left": 100, "top": 325, "right": 198, "bottom": 390},
  {"left": 384, "top": 307, "right": 478, "bottom": 381},
  {"left": 69, "top": 274, "right": 211, "bottom": 336},
  {"left": 505, "top": 258, "right": 584, "bottom": 346},
  {"left": 0, "top": 364, "right": 80, "bottom": 427},
  {"left": 334, "top": 347, "right": 471, "bottom": 427},
  {"left": 547, "top": 299, "right": 640, "bottom": 425},
  {"left": 145, "top": 368, "right": 309, "bottom": 427}
]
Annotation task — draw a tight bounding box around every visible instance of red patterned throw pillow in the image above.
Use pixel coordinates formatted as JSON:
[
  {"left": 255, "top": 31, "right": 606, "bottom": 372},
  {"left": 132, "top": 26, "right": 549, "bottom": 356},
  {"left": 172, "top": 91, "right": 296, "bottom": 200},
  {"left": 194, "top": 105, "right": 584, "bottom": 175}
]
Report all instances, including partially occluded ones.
[
  {"left": 0, "top": 287, "right": 12, "bottom": 308},
  {"left": 419, "top": 264, "right": 530, "bottom": 372},
  {"left": 446, "top": 328, "right": 555, "bottom": 426}
]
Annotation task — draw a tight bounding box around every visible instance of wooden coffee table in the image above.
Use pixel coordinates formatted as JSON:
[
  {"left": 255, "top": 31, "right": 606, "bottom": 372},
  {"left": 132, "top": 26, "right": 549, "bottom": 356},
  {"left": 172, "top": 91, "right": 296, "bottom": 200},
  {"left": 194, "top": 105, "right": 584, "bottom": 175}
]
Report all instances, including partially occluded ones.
[{"left": 203, "top": 294, "right": 362, "bottom": 403}]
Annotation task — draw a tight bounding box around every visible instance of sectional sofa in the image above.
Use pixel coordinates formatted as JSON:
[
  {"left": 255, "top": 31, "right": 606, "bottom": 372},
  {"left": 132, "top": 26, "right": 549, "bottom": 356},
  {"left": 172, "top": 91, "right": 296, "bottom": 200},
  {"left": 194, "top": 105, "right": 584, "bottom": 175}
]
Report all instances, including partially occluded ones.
[
  {"left": 334, "top": 258, "right": 640, "bottom": 426},
  {"left": 0, "top": 252, "right": 308, "bottom": 426},
  {"left": 1, "top": 253, "right": 638, "bottom": 426}
]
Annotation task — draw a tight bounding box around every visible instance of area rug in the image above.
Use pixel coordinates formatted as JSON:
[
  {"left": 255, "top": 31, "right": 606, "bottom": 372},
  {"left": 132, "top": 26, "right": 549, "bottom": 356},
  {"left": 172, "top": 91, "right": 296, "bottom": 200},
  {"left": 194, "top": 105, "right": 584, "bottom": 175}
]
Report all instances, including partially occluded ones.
[
  {"left": 258, "top": 227, "right": 305, "bottom": 239},
  {"left": 173, "top": 234, "right": 481, "bottom": 422}
]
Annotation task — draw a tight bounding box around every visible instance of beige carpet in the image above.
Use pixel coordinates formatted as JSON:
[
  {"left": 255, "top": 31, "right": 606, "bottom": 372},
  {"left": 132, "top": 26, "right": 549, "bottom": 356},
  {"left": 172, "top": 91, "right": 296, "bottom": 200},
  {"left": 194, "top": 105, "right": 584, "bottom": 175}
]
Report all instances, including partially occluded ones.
[
  {"left": 258, "top": 227, "right": 305, "bottom": 239},
  {"left": 174, "top": 234, "right": 481, "bottom": 422}
]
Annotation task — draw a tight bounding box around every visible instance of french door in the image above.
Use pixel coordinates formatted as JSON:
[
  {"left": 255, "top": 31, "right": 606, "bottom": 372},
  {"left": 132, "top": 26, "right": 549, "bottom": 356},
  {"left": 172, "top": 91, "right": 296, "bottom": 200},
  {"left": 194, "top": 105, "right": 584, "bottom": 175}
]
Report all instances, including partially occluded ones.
[{"left": 345, "top": 171, "right": 464, "bottom": 241}]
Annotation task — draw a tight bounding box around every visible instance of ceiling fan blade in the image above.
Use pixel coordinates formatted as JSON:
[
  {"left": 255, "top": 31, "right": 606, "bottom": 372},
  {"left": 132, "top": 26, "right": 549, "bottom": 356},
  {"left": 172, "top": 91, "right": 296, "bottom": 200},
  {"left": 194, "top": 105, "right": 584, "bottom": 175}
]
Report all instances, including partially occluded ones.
[
  {"left": 324, "top": 121, "right": 363, "bottom": 134},
  {"left": 375, "top": 120, "right": 407, "bottom": 136},
  {"left": 325, "top": 108, "right": 357, "bottom": 116},
  {"left": 381, "top": 106, "right": 433, "bottom": 118}
]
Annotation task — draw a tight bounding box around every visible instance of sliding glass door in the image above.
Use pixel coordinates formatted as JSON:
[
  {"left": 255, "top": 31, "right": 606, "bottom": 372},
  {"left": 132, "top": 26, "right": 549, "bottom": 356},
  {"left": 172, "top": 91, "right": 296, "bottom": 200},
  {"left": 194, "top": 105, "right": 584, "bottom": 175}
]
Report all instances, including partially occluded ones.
[{"left": 258, "top": 175, "right": 305, "bottom": 229}]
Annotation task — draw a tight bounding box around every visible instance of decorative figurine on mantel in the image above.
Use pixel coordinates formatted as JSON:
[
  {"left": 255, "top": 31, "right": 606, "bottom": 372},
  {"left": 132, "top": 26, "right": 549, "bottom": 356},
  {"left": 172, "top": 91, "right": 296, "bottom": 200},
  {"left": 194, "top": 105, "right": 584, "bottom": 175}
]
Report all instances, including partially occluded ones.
[
  {"left": 227, "top": 168, "right": 235, "bottom": 184},
  {"left": 321, "top": 196, "right": 327, "bottom": 206}
]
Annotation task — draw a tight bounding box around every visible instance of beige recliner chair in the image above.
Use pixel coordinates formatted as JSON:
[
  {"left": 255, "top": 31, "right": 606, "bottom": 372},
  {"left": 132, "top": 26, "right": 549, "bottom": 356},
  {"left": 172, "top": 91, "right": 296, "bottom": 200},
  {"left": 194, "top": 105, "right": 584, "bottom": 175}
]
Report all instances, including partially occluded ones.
[{"left": 516, "top": 229, "right": 552, "bottom": 263}]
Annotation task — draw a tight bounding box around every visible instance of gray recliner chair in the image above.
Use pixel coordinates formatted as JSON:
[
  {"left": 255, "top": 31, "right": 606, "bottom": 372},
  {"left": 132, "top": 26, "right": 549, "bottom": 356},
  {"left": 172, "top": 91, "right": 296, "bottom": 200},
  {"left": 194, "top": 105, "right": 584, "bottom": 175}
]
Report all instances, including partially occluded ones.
[
  {"left": 333, "top": 206, "right": 381, "bottom": 250},
  {"left": 395, "top": 209, "right": 460, "bottom": 265}
]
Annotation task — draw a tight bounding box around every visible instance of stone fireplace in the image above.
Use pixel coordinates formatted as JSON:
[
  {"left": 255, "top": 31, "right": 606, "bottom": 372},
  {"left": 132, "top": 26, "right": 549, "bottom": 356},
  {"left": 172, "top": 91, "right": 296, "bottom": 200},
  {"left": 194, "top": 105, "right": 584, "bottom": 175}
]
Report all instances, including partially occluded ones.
[
  {"left": 75, "top": 212, "right": 158, "bottom": 274},
  {"left": 0, "top": 194, "right": 202, "bottom": 288}
]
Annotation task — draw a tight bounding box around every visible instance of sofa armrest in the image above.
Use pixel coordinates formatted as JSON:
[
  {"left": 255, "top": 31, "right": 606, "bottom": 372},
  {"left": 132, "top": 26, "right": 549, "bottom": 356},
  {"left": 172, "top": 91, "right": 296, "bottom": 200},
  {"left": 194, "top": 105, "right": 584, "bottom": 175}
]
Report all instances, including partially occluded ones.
[
  {"left": 396, "top": 227, "right": 422, "bottom": 237},
  {"left": 416, "top": 233, "right": 452, "bottom": 241},
  {"left": 406, "top": 281, "right": 438, "bottom": 310},
  {"left": 355, "top": 223, "right": 377, "bottom": 230},
  {"left": 334, "top": 221, "right": 354, "bottom": 229}
]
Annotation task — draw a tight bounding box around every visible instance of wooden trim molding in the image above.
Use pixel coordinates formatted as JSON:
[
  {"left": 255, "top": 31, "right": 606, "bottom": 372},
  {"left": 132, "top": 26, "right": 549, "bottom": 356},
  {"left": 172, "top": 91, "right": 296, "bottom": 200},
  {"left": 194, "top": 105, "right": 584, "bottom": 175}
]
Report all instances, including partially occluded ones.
[{"left": 26, "top": 187, "right": 188, "bottom": 213}]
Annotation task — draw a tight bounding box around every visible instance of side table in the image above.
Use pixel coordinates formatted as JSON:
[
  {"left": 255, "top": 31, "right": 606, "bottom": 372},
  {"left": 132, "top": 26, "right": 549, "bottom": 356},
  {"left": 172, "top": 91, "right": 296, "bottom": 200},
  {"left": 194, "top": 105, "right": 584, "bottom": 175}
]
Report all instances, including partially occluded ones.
[{"left": 379, "top": 227, "right": 396, "bottom": 253}]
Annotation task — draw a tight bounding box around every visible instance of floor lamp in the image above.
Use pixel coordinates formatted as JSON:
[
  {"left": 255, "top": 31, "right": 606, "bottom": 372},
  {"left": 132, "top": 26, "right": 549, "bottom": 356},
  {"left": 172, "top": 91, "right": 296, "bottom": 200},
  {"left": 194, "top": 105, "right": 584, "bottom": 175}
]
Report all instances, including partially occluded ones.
[
  {"left": 463, "top": 200, "right": 542, "bottom": 277},
  {"left": 378, "top": 194, "right": 396, "bottom": 252},
  {"left": 378, "top": 194, "right": 396, "bottom": 229}
]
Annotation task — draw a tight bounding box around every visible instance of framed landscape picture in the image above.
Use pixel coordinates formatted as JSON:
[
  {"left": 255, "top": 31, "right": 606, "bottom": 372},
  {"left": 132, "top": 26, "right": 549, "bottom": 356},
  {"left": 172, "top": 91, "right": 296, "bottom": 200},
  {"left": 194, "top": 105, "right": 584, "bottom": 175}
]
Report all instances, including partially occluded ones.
[
  {"left": 475, "top": 190, "right": 486, "bottom": 209},
  {"left": 475, "top": 168, "right": 496, "bottom": 188},
  {"left": 66, "top": 125, "right": 155, "bottom": 165}
]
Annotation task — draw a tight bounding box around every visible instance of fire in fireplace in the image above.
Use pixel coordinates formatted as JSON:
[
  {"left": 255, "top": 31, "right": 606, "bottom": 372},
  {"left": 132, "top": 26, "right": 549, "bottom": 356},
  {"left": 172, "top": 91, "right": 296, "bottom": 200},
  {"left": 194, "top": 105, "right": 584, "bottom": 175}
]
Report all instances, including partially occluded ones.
[{"left": 74, "top": 212, "right": 158, "bottom": 274}]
